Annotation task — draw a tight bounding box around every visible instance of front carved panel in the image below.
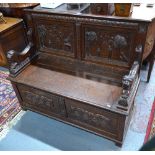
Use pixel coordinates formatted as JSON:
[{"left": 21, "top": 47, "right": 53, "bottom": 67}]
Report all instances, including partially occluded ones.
[
  {"left": 65, "top": 99, "right": 119, "bottom": 134},
  {"left": 83, "top": 25, "right": 136, "bottom": 66},
  {"left": 23, "top": 91, "right": 54, "bottom": 109},
  {"left": 17, "top": 84, "right": 66, "bottom": 116},
  {"left": 34, "top": 20, "right": 76, "bottom": 57}
]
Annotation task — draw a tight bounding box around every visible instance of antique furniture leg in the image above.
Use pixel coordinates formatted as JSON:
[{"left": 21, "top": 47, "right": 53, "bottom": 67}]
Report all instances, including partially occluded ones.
[
  {"left": 115, "top": 142, "right": 122, "bottom": 147},
  {"left": 11, "top": 82, "right": 27, "bottom": 111}
]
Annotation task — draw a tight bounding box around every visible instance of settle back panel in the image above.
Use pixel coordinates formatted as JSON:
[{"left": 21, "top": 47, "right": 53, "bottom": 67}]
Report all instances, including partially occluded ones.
[{"left": 24, "top": 9, "right": 148, "bottom": 84}]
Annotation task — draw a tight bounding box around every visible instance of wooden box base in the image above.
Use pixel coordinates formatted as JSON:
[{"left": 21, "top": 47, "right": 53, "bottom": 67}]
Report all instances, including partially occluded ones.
[{"left": 9, "top": 65, "right": 138, "bottom": 146}]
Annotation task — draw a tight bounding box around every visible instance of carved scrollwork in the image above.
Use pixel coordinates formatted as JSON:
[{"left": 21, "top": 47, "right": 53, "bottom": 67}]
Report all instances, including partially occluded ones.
[
  {"left": 122, "top": 76, "right": 133, "bottom": 90},
  {"left": 23, "top": 91, "right": 54, "bottom": 109},
  {"left": 118, "top": 61, "right": 139, "bottom": 108},
  {"left": 32, "top": 13, "right": 138, "bottom": 28},
  {"left": 7, "top": 28, "right": 37, "bottom": 77},
  {"left": 7, "top": 44, "right": 34, "bottom": 76},
  {"left": 68, "top": 105, "right": 116, "bottom": 130},
  {"left": 23, "top": 90, "right": 67, "bottom": 115},
  {"left": 118, "top": 95, "right": 128, "bottom": 107}
]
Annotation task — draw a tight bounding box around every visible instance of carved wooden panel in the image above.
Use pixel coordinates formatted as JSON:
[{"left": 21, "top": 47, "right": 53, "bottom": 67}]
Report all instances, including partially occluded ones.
[
  {"left": 65, "top": 98, "right": 120, "bottom": 135},
  {"left": 17, "top": 84, "right": 66, "bottom": 116},
  {"left": 82, "top": 24, "right": 137, "bottom": 67},
  {"left": 33, "top": 16, "right": 76, "bottom": 58}
]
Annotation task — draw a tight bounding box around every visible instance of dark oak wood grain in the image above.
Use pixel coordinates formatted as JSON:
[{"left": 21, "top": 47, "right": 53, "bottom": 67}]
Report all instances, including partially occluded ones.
[{"left": 7, "top": 3, "right": 155, "bottom": 147}]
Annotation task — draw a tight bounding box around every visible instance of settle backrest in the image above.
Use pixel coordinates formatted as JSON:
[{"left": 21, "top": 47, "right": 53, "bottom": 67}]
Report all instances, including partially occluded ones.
[{"left": 9, "top": 6, "right": 150, "bottom": 84}]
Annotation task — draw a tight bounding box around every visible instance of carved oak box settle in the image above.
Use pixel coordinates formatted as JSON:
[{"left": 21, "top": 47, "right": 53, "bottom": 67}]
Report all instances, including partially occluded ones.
[{"left": 7, "top": 4, "right": 155, "bottom": 147}]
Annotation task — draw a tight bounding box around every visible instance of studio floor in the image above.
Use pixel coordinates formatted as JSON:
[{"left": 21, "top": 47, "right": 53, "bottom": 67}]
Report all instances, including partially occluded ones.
[{"left": 0, "top": 64, "right": 155, "bottom": 151}]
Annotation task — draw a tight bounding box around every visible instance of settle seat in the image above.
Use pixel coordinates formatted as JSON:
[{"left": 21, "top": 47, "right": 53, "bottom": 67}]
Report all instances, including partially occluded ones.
[{"left": 7, "top": 4, "right": 155, "bottom": 146}]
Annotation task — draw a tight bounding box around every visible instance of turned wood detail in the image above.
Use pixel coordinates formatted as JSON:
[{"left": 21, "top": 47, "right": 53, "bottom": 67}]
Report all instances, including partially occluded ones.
[
  {"left": 7, "top": 28, "right": 37, "bottom": 76},
  {"left": 118, "top": 61, "right": 139, "bottom": 108}
]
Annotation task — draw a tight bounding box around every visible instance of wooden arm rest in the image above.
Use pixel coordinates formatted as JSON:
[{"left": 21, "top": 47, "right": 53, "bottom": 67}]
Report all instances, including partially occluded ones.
[
  {"left": 118, "top": 61, "right": 139, "bottom": 109},
  {"left": 7, "top": 43, "right": 35, "bottom": 76},
  {"left": 19, "top": 42, "right": 33, "bottom": 56},
  {"left": 7, "top": 42, "right": 33, "bottom": 59},
  {"left": 7, "top": 29, "right": 37, "bottom": 77}
]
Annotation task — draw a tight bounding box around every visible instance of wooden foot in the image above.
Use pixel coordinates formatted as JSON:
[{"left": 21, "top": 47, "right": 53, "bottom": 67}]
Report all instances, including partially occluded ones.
[
  {"left": 21, "top": 107, "right": 27, "bottom": 111},
  {"left": 115, "top": 142, "right": 122, "bottom": 147}
]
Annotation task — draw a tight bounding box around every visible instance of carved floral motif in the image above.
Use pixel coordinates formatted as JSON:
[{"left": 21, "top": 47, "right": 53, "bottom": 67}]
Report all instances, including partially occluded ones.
[
  {"left": 118, "top": 61, "right": 139, "bottom": 108},
  {"left": 23, "top": 91, "right": 54, "bottom": 108},
  {"left": 22, "top": 90, "right": 66, "bottom": 115},
  {"left": 68, "top": 105, "right": 117, "bottom": 131},
  {"left": 85, "top": 28, "right": 132, "bottom": 63}
]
